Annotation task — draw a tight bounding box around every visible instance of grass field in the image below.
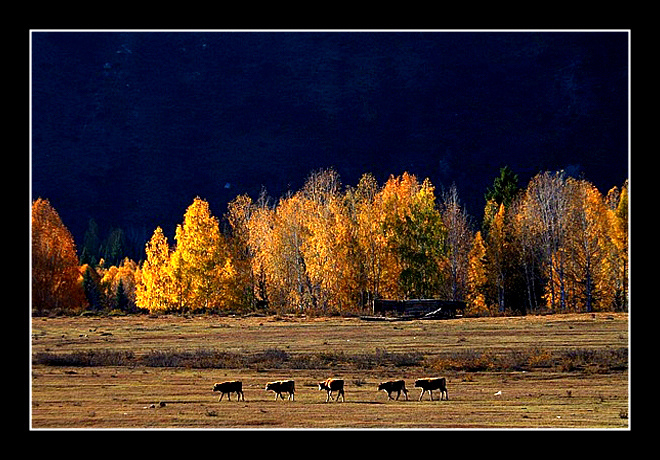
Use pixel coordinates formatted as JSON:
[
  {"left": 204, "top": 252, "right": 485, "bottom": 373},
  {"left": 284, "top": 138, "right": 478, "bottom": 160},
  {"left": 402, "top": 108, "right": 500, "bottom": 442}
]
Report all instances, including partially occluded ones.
[{"left": 30, "top": 312, "right": 629, "bottom": 429}]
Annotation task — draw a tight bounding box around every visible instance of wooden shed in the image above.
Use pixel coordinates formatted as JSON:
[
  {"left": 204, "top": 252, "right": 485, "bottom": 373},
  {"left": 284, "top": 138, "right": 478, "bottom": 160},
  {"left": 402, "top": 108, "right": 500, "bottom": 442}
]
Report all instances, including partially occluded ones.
[{"left": 373, "top": 299, "right": 466, "bottom": 319}]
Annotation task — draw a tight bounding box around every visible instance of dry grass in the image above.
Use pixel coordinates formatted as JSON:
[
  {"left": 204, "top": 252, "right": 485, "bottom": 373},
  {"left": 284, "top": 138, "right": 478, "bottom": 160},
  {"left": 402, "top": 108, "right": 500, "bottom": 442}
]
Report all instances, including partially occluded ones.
[{"left": 31, "top": 313, "right": 629, "bottom": 429}]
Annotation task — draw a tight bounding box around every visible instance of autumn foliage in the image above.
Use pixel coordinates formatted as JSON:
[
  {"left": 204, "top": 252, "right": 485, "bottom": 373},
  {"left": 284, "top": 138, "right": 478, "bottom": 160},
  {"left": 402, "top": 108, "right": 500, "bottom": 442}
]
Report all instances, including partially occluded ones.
[
  {"left": 32, "top": 198, "right": 85, "bottom": 313},
  {"left": 32, "top": 167, "right": 629, "bottom": 316}
]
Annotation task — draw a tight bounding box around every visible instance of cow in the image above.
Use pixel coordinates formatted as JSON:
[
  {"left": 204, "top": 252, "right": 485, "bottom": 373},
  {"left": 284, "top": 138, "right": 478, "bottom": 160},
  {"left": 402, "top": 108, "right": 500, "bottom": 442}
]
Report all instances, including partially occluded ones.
[
  {"left": 212, "top": 381, "right": 245, "bottom": 402},
  {"left": 265, "top": 380, "right": 295, "bottom": 401},
  {"left": 414, "top": 377, "right": 448, "bottom": 401},
  {"left": 377, "top": 379, "right": 409, "bottom": 401},
  {"left": 318, "top": 378, "right": 345, "bottom": 403}
]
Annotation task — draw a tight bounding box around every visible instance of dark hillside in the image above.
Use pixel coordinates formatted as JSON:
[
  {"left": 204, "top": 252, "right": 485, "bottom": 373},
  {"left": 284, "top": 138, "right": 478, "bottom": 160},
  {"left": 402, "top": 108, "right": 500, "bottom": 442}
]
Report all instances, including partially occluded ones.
[{"left": 31, "top": 32, "right": 629, "bottom": 257}]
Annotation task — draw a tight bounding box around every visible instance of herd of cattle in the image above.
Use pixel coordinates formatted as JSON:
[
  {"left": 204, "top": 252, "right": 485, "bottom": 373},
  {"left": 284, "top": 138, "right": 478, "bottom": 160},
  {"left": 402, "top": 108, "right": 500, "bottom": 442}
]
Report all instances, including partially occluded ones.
[{"left": 212, "top": 377, "right": 448, "bottom": 403}]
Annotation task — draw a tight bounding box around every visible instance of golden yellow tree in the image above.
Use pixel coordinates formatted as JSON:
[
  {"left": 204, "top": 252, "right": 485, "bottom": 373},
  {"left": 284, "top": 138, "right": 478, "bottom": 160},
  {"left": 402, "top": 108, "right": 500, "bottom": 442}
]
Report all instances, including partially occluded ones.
[
  {"left": 354, "top": 173, "right": 391, "bottom": 307},
  {"left": 601, "top": 181, "right": 628, "bottom": 311},
  {"left": 32, "top": 198, "right": 86, "bottom": 313},
  {"left": 266, "top": 192, "right": 312, "bottom": 311},
  {"left": 302, "top": 186, "right": 359, "bottom": 312},
  {"left": 169, "top": 197, "right": 236, "bottom": 311},
  {"left": 136, "top": 226, "right": 171, "bottom": 313}
]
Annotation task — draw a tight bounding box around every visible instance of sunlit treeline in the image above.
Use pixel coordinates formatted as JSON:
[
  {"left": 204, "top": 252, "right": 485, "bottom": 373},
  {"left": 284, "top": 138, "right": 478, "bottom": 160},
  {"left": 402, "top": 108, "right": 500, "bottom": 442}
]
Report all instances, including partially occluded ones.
[{"left": 31, "top": 167, "right": 628, "bottom": 316}]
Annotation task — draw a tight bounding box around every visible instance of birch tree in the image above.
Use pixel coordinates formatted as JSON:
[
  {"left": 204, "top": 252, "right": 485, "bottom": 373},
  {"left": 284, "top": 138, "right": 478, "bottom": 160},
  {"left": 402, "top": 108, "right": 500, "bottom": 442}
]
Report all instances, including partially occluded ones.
[
  {"left": 524, "top": 171, "right": 571, "bottom": 311},
  {"left": 440, "top": 184, "right": 472, "bottom": 301}
]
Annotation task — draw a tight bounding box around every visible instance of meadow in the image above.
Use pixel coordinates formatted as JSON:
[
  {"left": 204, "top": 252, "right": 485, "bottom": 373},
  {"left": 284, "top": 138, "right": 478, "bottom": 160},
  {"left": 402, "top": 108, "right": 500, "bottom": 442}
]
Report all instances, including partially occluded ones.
[{"left": 30, "top": 312, "right": 629, "bottom": 429}]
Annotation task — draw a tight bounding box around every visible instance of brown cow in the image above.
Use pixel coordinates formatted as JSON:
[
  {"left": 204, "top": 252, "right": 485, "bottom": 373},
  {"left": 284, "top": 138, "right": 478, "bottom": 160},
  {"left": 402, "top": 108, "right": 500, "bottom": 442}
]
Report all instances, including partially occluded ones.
[
  {"left": 377, "top": 379, "right": 409, "bottom": 400},
  {"left": 414, "top": 377, "right": 448, "bottom": 401},
  {"left": 265, "top": 380, "right": 295, "bottom": 401},
  {"left": 318, "top": 378, "right": 345, "bottom": 402},
  {"left": 212, "top": 381, "right": 245, "bottom": 402}
]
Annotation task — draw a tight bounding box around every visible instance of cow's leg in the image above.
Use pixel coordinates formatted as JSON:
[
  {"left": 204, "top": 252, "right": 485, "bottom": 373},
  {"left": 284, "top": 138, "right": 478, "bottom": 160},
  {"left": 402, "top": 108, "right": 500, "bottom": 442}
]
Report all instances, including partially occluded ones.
[
  {"left": 403, "top": 389, "right": 409, "bottom": 401},
  {"left": 429, "top": 389, "right": 433, "bottom": 401},
  {"left": 218, "top": 392, "right": 224, "bottom": 402},
  {"left": 418, "top": 389, "right": 424, "bottom": 401},
  {"left": 326, "top": 391, "right": 331, "bottom": 403},
  {"left": 227, "top": 393, "right": 232, "bottom": 401}
]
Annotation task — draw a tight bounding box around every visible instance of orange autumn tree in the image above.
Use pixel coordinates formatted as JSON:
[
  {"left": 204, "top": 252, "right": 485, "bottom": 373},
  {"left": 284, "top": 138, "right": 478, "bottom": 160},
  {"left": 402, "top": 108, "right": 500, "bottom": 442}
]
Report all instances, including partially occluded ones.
[
  {"left": 32, "top": 198, "right": 85, "bottom": 313},
  {"left": 466, "top": 231, "right": 489, "bottom": 316},
  {"left": 225, "top": 193, "right": 259, "bottom": 310},
  {"left": 245, "top": 198, "right": 277, "bottom": 309},
  {"left": 485, "top": 203, "right": 509, "bottom": 313},
  {"left": 563, "top": 178, "right": 611, "bottom": 312},
  {"left": 507, "top": 172, "right": 629, "bottom": 314}
]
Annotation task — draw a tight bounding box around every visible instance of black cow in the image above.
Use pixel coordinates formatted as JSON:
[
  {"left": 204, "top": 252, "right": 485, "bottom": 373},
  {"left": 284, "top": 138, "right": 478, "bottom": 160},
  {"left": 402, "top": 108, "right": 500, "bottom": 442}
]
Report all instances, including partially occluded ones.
[
  {"left": 414, "top": 377, "right": 448, "bottom": 401},
  {"left": 377, "top": 379, "right": 409, "bottom": 400},
  {"left": 265, "top": 380, "right": 295, "bottom": 401},
  {"left": 212, "top": 381, "right": 245, "bottom": 402}
]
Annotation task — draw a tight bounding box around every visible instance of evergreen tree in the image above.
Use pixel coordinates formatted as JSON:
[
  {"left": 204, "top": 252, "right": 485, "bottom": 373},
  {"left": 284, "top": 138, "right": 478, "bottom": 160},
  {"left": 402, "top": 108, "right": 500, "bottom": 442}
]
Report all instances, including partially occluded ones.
[
  {"left": 485, "top": 165, "right": 520, "bottom": 208},
  {"left": 82, "top": 264, "right": 103, "bottom": 311},
  {"left": 80, "top": 218, "right": 101, "bottom": 266},
  {"left": 102, "top": 228, "right": 127, "bottom": 267},
  {"left": 115, "top": 278, "right": 129, "bottom": 312}
]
